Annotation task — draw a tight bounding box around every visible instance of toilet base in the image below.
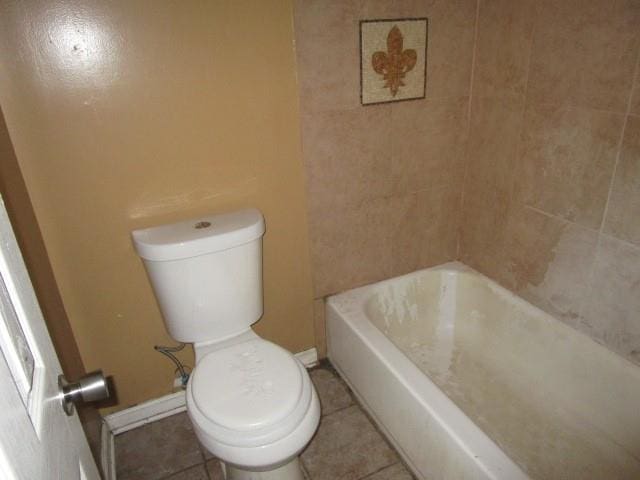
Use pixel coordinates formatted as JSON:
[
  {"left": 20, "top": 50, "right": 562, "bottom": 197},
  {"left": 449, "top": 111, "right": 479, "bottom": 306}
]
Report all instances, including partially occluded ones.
[{"left": 224, "top": 457, "right": 305, "bottom": 480}]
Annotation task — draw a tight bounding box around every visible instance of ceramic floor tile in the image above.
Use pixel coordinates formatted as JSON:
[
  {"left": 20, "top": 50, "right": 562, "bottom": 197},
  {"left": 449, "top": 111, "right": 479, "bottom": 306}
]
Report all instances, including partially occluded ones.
[
  {"left": 363, "top": 463, "right": 415, "bottom": 480},
  {"left": 310, "top": 366, "right": 353, "bottom": 415},
  {"left": 115, "top": 365, "right": 409, "bottom": 480},
  {"left": 204, "top": 459, "right": 225, "bottom": 480},
  {"left": 198, "top": 441, "right": 216, "bottom": 461},
  {"left": 164, "top": 464, "right": 208, "bottom": 480},
  {"left": 301, "top": 460, "right": 311, "bottom": 479},
  {"left": 301, "top": 405, "right": 398, "bottom": 480},
  {"left": 115, "top": 412, "right": 203, "bottom": 480}
]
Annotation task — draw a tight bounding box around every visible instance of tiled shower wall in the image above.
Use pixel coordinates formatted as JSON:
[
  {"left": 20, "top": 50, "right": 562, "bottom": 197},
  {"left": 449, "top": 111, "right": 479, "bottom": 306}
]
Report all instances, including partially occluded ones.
[
  {"left": 294, "top": 0, "right": 477, "bottom": 353},
  {"left": 295, "top": 0, "right": 640, "bottom": 365},
  {"left": 460, "top": 0, "right": 640, "bottom": 366}
]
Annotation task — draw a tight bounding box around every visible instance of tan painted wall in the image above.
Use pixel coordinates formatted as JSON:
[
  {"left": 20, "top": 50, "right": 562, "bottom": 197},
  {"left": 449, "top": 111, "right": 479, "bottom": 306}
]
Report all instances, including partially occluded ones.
[
  {"left": 0, "top": 0, "right": 315, "bottom": 412},
  {"left": 0, "top": 106, "right": 103, "bottom": 464}
]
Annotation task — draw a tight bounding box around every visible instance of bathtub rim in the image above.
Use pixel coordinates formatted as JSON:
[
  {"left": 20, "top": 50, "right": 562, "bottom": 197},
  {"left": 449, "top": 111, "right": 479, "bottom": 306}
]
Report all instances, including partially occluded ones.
[
  {"left": 327, "top": 261, "right": 529, "bottom": 480},
  {"left": 327, "top": 260, "right": 640, "bottom": 479},
  {"left": 329, "top": 260, "right": 640, "bottom": 374}
]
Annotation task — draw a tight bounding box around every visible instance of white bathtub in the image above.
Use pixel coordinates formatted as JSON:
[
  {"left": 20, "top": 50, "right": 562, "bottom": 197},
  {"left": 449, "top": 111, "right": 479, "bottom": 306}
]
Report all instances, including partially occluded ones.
[{"left": 326, "top": 262, "right": 640, "bottom": 480}]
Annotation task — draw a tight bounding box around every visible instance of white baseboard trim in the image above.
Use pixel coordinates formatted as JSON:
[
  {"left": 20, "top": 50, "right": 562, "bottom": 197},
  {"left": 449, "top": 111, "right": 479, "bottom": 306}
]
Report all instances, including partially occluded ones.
[
  {"left": 295, "top": 347, "right": 319, "bottom": 368},
  {"left": 101, "top": 347, "right": 318, "bottom": 476},
  {"left": 103, "top": 347, "right": 318, "bottom": 436},
  {"left": 105, "top": 391, "right": 187, "bottom": 436},
  {"left": 100, "top": 420, "right": 116, "bottom": 480}
]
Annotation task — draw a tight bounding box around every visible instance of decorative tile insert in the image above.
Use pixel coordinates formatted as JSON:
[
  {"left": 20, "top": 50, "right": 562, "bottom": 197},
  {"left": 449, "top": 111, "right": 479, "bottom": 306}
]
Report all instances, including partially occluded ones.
[{"left": 360, "top": 18, "right": 427, "bottom": 105}]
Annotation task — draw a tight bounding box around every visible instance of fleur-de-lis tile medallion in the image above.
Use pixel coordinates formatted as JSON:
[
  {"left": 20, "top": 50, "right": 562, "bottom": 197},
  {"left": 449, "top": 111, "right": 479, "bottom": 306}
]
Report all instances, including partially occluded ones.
[
  {"left": 372, "top": 25, "right": 417, "bottom": 97},
  {"left": 360, "top": 18, "right": 428, "bottom": 105}
]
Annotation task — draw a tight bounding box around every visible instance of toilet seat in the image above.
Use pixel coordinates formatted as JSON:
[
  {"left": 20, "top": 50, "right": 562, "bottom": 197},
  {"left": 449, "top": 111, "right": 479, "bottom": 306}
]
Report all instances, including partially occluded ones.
[{"left": 187, "top": 338, "right": 315, "bottom": 449}]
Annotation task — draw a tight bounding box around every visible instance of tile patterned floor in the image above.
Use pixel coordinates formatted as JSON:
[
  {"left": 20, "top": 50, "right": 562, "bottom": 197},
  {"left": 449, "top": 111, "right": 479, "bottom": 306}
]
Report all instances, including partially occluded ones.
[{"left": 115, "top": 362, "right": 416, "bottom": 480}]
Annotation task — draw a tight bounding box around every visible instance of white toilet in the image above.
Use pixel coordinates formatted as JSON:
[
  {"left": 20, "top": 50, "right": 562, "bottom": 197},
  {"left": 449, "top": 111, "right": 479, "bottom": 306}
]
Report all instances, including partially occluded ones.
[{"left": 131, "top": 208, "right": 320, "bottom": 480}]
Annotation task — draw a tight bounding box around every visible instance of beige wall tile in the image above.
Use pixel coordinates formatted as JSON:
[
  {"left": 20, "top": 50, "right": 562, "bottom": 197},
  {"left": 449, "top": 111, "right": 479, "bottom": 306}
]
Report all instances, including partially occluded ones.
[
  {"left": 297, "top": 0, "right": 640, "bottom": 368},
  {"left": 294, "top": 0, "right": 360, "bottom": 113},
  {"left": 418, "top": 0, "right": 477, "bottom": 101},
  {"left": 390, "top": 186, "right": 461, "bottom": 277},
  {"left": 357, "top": 0, "right": 434, "bottom": 17},
  {"left": 459, "top": 191, "right": 511, "bottom": 282},
  {"left": 309, "top": 196, "right": 392, "bottom": 297},
  {"left": 515, "top": 104, "right": 624, "bottom": 229},
  {"left": 295, "top": 0, "right": 476, "bottom": 111},
  {"left": 461, "top": 96, "right": 524, "bottom": 264},
  {"left": 526, "top": 0, "right": 640, "bottom": 111},
  {"left": 302, "top": 106, "right": 392, "bottom": 213},
  {"left": 631, "top": 74, "right": 640, "bottom": 115},
  {"left": 460, "top": 96, "right": 522, "bottom": 279},
  {"left": 310, "top": 186, "right": 462, "bottom": 298},
  {"left": 581, "top": 235, "right": 640, "bottom": 365},
  {"left": 604, "top": 115, "right": 640, "bottom": 246},
  {"left": 358, "top": 0, "right": 477, "bottom": 101},
  {"left": 390, "top": 97, "right": 468, "bottom": 195},
  {"left": 473, "top": 0, "right": 538, "bottom": 99},
  {"left": 465, "top": 96, "right": 525, "bottom": 190},
  {"left": 503, "top": 206, "right": 598, "bottom": 326},
  {"left": 297, "top": 1, "right": 474, "bottom": 301},
  {"left": 461, "top": 0, "right": 640, "bottom": 368},
  {"left": 313, "top": 298, "right": 327, "bottom": 359}
]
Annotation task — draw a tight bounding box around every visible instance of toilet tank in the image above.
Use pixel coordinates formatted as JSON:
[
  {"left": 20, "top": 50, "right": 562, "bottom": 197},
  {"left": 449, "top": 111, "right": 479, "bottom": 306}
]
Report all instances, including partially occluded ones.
[{"left": 131, "top": 208, "right": 265, "bottom": 343}]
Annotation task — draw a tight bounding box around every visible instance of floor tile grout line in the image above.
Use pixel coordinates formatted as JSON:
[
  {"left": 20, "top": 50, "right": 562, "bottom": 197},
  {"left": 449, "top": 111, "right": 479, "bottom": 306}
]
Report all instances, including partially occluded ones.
[
  {"left": 321, "top": 371, "right": 405, "bottom": 477},
  {"left": 304, "top": 364, "right": 406, "bottom": 480},
  {"left": 156, "top": 460, "right": 207, "bottom": 480},
  {"left": 328, "top": 366, "right": 416, "bottom": 478},
  {"left": 356, "top": 461, "right": 415, "bottom": 480},
  {"left": 356, "top": 462, "right": 399, "bottom": 480},
  {"left": 197, "top": 441, "right": 208, "bottom": 466},
  {"left": 119, "top": 364, "right": 408, "bottom": 480},
  {"left": 299, "top": 456, "right": 312, "bottom": 480},
  {"left": 319, "top": 402, "right": 356, "bottom": 417},
  {"left": 116, "top": 455, "right": 205, "bottom": 480}
]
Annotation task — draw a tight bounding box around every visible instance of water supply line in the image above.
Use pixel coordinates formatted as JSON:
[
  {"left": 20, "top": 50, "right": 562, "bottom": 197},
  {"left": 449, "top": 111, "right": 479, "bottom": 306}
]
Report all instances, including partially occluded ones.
[{"left": 154, "top": 343, "right": 190, "bottom": 388}]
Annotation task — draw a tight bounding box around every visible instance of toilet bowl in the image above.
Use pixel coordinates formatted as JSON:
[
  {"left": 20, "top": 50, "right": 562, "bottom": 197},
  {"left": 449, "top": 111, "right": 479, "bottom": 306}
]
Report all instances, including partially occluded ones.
[
  {"left": 188, "top": 331, "right": 320, "bottom": 472},
  {"left": 131, "top": 209, "right": 320, "bottom": 479}
]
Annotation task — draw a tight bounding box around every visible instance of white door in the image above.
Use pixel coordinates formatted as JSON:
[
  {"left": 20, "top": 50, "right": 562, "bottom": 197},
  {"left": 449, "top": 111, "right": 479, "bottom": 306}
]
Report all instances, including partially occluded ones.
[{"left": 0, "top": 196, "right": 100, "bottom": 480}]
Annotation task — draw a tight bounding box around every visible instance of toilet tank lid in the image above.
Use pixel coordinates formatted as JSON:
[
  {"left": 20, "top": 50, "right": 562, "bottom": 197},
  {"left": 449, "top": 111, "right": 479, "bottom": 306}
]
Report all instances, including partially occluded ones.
[{"left": 131, "top": 208, "right": 265, "bottom": 261}]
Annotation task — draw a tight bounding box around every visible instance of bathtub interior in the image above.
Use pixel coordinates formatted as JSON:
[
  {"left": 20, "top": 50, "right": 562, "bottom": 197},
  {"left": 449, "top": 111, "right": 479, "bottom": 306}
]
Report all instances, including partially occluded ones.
[{"left": 362, "top": 263, "right": 640, "bottom": 480}]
